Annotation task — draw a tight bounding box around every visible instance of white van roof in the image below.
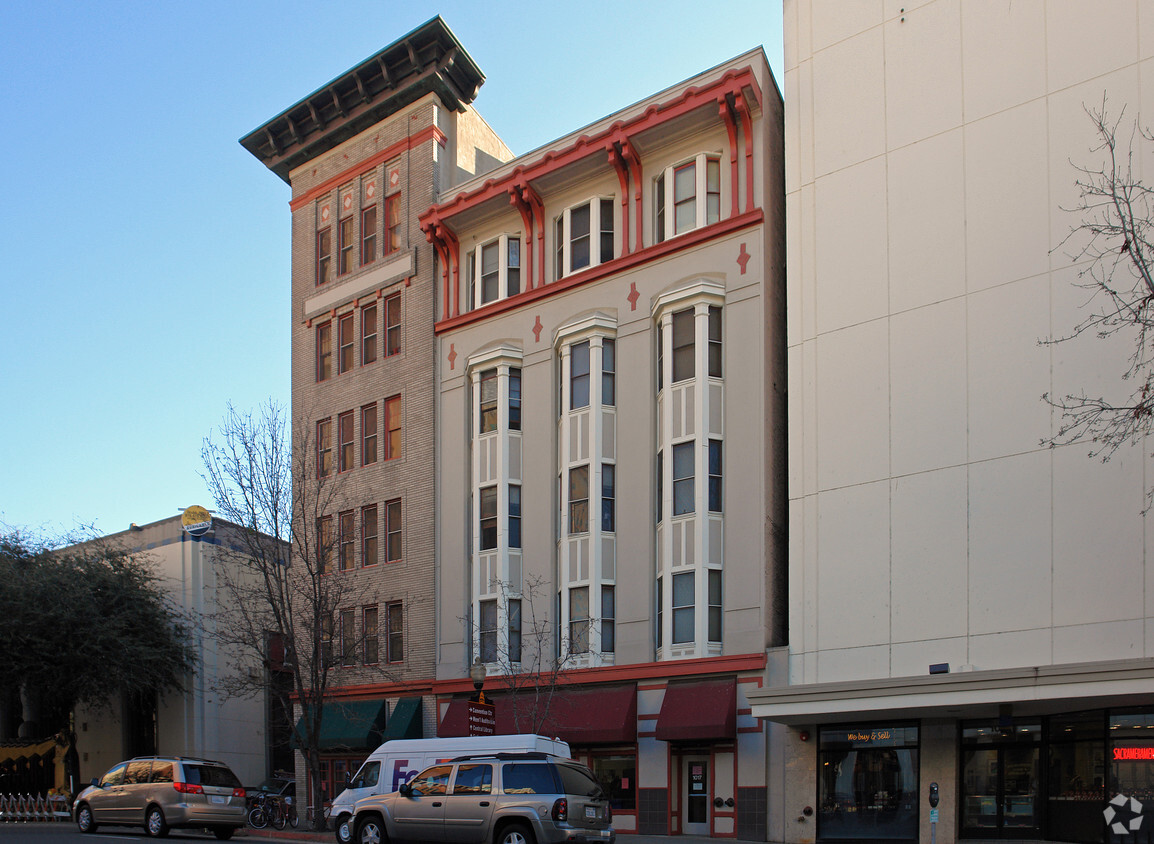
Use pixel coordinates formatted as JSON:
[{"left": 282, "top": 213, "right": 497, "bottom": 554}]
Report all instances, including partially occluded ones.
[{"left": 371, "top": 733, "right": 570, "bottom": 758}]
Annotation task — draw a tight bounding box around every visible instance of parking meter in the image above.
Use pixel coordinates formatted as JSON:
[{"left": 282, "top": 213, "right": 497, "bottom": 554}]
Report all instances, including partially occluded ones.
[
  {"left": 929, "top": 782, "right": 939, "bottom": 808},
  {"left": 928, "top": 782, "right": 940, "bottom": 844}
]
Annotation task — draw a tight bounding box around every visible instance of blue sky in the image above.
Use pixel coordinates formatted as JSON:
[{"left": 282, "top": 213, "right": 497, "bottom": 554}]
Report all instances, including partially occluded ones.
[{"left": 0, "top": 0, "right": 783, "bottom": 539}]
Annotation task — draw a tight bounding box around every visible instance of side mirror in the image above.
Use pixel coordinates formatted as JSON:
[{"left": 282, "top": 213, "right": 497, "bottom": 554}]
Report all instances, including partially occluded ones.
[
  {"left": 399, "top": 782, "right": 412, "bottom": 797},
  {"left": 90, "top": 778, "right": 100, "bottom": 788}
]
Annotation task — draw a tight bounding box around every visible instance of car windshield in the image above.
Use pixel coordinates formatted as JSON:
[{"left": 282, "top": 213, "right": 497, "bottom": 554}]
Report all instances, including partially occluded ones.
[
  {"left": 256, "top": 776, "right": 291, "bottom": 793},
  {"left": 185, "top": 764, "right": 241, "bottom": 789}
]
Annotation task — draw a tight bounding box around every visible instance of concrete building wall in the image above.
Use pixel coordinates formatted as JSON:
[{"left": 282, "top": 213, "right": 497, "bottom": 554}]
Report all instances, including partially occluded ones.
[{"left": 785, "top": 0, "right": 1154, "bottom": 686}]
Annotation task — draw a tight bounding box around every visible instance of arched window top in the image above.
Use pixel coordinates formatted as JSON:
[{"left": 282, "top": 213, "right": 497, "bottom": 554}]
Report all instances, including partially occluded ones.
[{"left": 651, "top": 278, "right": 726, "bottom": 323}]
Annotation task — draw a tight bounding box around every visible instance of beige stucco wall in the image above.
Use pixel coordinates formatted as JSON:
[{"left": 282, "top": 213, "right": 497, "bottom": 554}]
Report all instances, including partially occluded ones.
[{"left": 786, "top": 0, "right": 1154, "bottom": 685}]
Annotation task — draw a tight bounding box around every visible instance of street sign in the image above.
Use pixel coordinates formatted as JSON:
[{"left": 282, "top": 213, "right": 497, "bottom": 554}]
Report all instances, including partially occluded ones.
[
  {"left": 467, "top": 700, "right": 495, "bottom": 736},
  {"left": 930, "top": 808, "right": 939, "bottom": 823}
]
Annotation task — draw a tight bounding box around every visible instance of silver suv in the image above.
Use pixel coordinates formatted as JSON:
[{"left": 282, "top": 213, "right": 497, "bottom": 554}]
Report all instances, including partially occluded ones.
[
  {"left": 349, "top": 752, "right": 615, "bottom": 844},
  {"left": 73, "top": 755, "right": 246, "bottom": 839}
]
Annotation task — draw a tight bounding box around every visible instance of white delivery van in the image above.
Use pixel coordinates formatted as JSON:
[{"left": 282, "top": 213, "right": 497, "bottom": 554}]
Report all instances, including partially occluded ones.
[{"left": 331, "top": 733, "right": 571, "bottom": 843}]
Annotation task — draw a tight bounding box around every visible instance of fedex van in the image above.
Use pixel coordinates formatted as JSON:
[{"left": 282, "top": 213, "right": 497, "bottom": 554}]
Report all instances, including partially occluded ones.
[{"left": 331, "top": 734, "right": 571, "bottom": 843}]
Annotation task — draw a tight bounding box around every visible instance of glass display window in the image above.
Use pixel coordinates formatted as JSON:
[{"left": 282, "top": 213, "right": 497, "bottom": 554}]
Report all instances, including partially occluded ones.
[{"left": 818, "top": 725, "right": 919, "bottom": 841}]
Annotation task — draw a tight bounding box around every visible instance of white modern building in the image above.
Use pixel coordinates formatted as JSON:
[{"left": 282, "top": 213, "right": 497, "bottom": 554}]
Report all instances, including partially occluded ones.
[{"left": 750, "top": 2, "right": 1154, "bottom": 843}]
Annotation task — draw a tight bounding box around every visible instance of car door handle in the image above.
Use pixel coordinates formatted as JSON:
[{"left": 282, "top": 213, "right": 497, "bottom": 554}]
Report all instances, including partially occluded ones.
[
  {"left": 479, "top": 802, "right": 490, "bottom": 807},
  {"left": 432, "top": 801, "right": 443, "bottom": 807}
]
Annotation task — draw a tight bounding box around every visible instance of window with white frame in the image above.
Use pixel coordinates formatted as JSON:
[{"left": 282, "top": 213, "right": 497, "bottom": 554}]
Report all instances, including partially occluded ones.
[
  {"left": 467, "top": 234, "right": 521, "bottom": 309},
  {"left": 555, "top": 198, "right": 614, "bottom": 279},
  {"left": 672, "top": 572, "right": 694, "bottom": 644},
  {"left": 569, "top": 586, "right": 590, "bottom": 654},
  {"left": 601, "top": 585, "right": 615, "bottom": 653},
  {"left": 654, "top": 153, "right": 722, "bottom": 243}
]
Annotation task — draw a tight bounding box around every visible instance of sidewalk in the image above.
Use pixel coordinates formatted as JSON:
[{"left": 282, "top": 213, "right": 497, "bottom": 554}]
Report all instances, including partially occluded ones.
[{"left": 240, "top": 830, "right": 761, "bottom": 844}]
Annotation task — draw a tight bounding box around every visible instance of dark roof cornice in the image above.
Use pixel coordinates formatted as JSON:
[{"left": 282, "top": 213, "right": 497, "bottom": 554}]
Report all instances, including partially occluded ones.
[{"left": 240, "top": 16, "right": 484, "bottom": 184}]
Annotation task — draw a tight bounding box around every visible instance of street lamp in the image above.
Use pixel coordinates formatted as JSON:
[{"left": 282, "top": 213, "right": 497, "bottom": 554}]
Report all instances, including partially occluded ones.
[{"left": 469, "top": 657, "right": 487, "bottom": 702}]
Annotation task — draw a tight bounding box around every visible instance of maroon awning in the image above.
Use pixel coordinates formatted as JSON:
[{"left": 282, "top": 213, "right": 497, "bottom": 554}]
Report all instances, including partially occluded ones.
[
  {"left": 655, "top": 678, "right": 736, "bottom": 742},
  {"left": 439, "top": 684, "right": 637, "bottom": 745}
]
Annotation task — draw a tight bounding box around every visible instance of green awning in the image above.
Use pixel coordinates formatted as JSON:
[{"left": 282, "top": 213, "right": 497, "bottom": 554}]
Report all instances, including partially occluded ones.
[
  {"left": 380, "top": 697, "right": 423, "bottom": 741},
  {"left": 291, "top": 699, "right": 388, "bottom": 751}
]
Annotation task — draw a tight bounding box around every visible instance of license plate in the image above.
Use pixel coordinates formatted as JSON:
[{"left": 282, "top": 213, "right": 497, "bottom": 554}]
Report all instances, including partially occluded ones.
[
  {"left": 585, "top": 806, "right": 596, "bottom": 819},
  {"left": 210, "top": 796, "right": 227, "bottom": 804}
]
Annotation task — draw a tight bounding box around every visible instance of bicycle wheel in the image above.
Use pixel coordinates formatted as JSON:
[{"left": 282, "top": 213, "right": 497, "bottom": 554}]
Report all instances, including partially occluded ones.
[
  {"left": 248, "top": 806, "right": 268, "bottom": 829},
  {"left": 271, "top": 802, "right": 287, "bottom": 830},
  {"left": 287, "top": 804, "right": 299, "bottom": 828}
]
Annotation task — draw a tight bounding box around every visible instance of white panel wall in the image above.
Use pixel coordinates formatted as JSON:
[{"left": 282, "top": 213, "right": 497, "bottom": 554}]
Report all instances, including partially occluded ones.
[{"left": 786, "top": 0, "right": 1154, "bottom": 683}]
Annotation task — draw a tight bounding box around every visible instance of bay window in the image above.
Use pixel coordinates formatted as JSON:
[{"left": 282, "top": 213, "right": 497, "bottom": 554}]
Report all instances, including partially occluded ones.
[
  {"left": 468, "top": 234, "right": 521, "bottom": 308},
  {"left": 655, "top": 153, "right": 722, "bottom": 242},
  {"left": 555, "top": 198, "right": 614, "bottom": 279}
]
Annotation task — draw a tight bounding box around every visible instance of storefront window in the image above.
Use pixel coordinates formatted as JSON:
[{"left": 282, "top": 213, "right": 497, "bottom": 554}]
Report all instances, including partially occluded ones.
[
  {"left": 1110, "top": 710, "right": 1154, "bottom": 831},
  {"left": 818, "top": 725, "right": 918, "bottom": 841},
  {"left": 961, "top": 721, "right": 1040, "bottom": 835},
  {"left": 1047, "top": 711, "right": 1106, "bottom": 844},
  {"left": 591, "top": 754, "right": 636, "bottom": 812}
]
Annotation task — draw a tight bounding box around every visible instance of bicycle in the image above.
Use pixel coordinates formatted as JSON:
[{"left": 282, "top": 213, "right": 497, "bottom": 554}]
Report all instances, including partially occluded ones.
[
  {"left": 247, "top": 792, "right": 287, "bottom": 830},
  {"left": 284, "top": 795, "right": 298, "bottom": 829}
]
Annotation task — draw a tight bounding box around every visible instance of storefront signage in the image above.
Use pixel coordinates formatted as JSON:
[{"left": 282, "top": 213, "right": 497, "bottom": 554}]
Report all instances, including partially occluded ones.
[
  {"left": 822, "top": 727, "right": 916, "bottom": 748},
  {"left": 181, "top": 505, "right": 212, "bottom": 537},
  {"left": 1114, "top": 747, "right": 1154, "bottom": 761}
]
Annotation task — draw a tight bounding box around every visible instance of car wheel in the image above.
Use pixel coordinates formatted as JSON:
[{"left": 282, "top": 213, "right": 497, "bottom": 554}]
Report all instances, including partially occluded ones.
[
  {"left": 213, "top": 828, "right": 236, "bottom": 840},
  {"left": 356, "top": 815, "right": 386, "bottom": 844},
  {"left": 76, "top": 803, "right": 98, "bottom": 833},
  {"left": 336, "top": 813, "right": 353, "bottom": 842},
  {"left": 499, "top": 822, "right": 535, "bottom": 844},
  {"left": 145, "top": 804, "right": 169, "bottom": 838}
]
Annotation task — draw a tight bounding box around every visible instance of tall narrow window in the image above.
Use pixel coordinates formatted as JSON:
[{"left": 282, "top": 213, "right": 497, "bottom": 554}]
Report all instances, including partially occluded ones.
[
  {"left": 338, "top": 313, "right": 354, "bottom": 374},
  {"left": 708, "top": 305, "right": 722, "bottom": 377},
  {"left": 656, "top": 577, "right": 663, "bottom": 648},
  {"left": 362, "top": 302, "right": 378, "bottom": 365},
  {"left": 481, "top": 241, "right": 500, "bottom": 304},
  {"left": 602, "top": 586, "right": 615, "bottom": 653},
  {"left": 709, "top": 440, "right": 723, "bottom": 512},
  {"left": 708, "top": 570, "right": 722, "bottom": 643},
  {"left": 509, "top": 369, "right": 522, "bottom": 431},
  {"left": 316, "top": 419, "right": 332, "bottom": 478},
  {"left": 385, "top": 193, "right": 401, "bottom": 255},
  {"left": 316, "top": 322, "right": 332, "bottom": 382},
  {"left": 385, "top": 395, "right": 401, "bottom": 459},
  {"left": 361, "top": 504, "right": 378, "bottom": 567},
  {"left": 385, "top": 293, "right": 401, "bottom": 356},
  {"left": 507, "top": 237, "right": 521, "bottom": 296},
  {"left": 387, "top": 602, "right": 403, "bottom": 662},
  {"left": 672, "top": 308, "right": 695, "bottom": 382},
  {"left": 339, "top": 510, "right": 354, "bottom": 572},
  {"left": 602, "top": 464, "right": 616, "bottom": 532},
  {"left": 363, "top": 605, "right": 379, "bottom": 664},
  {"left": 479, "top": 599, "right": 497, "bottom": 662},
  {"left": 317, "top": 516, "right": 332, "bottom": 574},
  {"left": 556, "top": 200, "right": 614, "bottom": 278},
  {"left": 362, "top": 204, "right": 378, "bottom": 265},
  {"left": 569, "top": 466, "right": 589, "bottom": 533},
  {"left": 508, "top": 600, "right": 522, "bottom": 663},
  {"left": 656, "top": 450, "right": 663, "bottom": 523},
  {"left": 317, "top": 228, "right": 332, "bottom": 285},
  {"left": 479, "top": 486, "right": 497, "bottom": 550},
  {"left": 338, "top": 215, "right": 354, "bottom": 275},
  {"left": 672, "top": 572, "right": 694, "bottom": 644},
  {"left": 362, "top": 403, "right": 377, "bottom": 466},
  {"left": 602, "top": 339, "right": 615, "bottom": 406},
  {"left": 338, "top": 411, "right": 354, "bottom": 473},
  {"left": 655, "top": 154, "right": 723, "bottom": 242},
  {"left": 672, "top": 442, "right": 694, "bottom": 516},
  {"left": 479, "top": 370, "right": 498, "bottom": 433},
  {"left": 321, "top": 612, "right": 333, "bottom": 664},
  {"left": 570, "top": 203, "right": 591, "bottom": 272},
  {"left": 385, "top": 498, "right": 402, "bottom": 563},
  {"left": 341, "top": 608, "right": 356, "bottom": 666},
  {"left": 569, "top": 586, "right": 590, "bottom": 654},
  {"left": 570, "top": 341, "right": 590, "bottom": 409},
  {"left": 509, "top": 484, "right": 521, "bottom": 549}
]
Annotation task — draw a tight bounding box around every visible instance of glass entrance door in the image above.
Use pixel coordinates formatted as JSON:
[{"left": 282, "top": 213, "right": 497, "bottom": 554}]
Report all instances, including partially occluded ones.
[
  {"left": 682, "top": 756, "right": 710, "bottom": 835},
  {"left": 961, "top": 723, "right": 1041, "bottom": 838}
]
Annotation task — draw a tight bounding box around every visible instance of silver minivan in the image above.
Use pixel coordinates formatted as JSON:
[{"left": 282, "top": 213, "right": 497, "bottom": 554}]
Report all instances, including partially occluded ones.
[{"left": 74, "top": 755, "right": 246, "bottom": 839}]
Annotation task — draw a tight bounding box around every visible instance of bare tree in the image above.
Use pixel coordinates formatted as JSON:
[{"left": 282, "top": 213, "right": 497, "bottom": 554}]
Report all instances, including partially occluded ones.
[
  {"left": 202, "top": 400, "right": 371, "bottom": 830},
  {"left": 1046, "top": 97, "right": 1154, "bottom": 505},
  {"left": 469, "top": 575, "right": 581, "bottom": 735}
]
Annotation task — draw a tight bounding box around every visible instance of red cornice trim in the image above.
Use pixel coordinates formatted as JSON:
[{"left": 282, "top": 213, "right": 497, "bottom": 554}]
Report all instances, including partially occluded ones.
[
  {"left": 318, "top": 651, "right": 767, "bottom": 702},
  {"left": 420, "top": 67, "right": 762, "bottom": 226},
  {"left": 434, "top": 209, "right": 764, "bottom": 335},
  {"left": 290, "top": 124, "right": 446, "bottom": 211}
]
